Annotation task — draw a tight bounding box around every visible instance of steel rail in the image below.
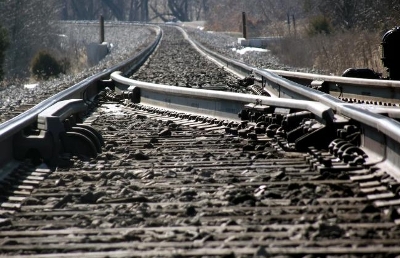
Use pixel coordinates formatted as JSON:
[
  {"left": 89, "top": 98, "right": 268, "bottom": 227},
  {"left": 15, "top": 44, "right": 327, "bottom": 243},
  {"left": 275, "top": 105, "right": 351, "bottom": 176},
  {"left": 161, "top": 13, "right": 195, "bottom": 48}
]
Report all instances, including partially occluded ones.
[
  {"left": 254, "top": 69, "right": 400, "bottom": 118},
  {"left": 186, "top": 32, "right": 400, "bottom": 175},
  {"left": 111, "top": 71, "right": 334, "bottom": 123},
  {"left": 2, "top": 23, "right": 400, "bottom": 176},
  {"left": 111, "top": 72, "right": 400, "bottom": 177},
  {"left": 0, "top": 25, "right": 162, "bottom": 167},
  {"left": 268, "top": 69, "right": 400, "bottom": 102},
  {"left": 180, "top": 27, "right": 345, "bottom": 103},
  {"left": 111, "top": 26, "right": 400, "bottom": 176},
  {"left": 180, "top": 26, "right": 400, "bottom": 119}
]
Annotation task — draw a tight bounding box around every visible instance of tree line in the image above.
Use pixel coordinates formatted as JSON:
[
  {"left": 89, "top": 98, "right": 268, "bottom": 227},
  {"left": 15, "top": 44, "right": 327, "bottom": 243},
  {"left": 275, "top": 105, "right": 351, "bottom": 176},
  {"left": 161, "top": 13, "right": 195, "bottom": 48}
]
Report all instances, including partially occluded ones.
[
  {"left": 61, "top": 0, "right": 209, "bottom": 22},
  {"left": 205, "top": 0, "right": 400, "bottom": 36}
]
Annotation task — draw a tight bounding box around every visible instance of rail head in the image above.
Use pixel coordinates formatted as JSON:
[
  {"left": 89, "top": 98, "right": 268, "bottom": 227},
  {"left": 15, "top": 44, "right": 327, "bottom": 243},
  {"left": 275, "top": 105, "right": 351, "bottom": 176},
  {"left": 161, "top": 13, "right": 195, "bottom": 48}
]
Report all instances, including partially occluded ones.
[
  {"left": 267, "top": 69, "right": 400, "bottom": 104},
  {"left": 268, "top": 69, "right": 400, "bottom": 88},
  {"left": 111, "top": 71, "right": 334, "bottom": 123}
]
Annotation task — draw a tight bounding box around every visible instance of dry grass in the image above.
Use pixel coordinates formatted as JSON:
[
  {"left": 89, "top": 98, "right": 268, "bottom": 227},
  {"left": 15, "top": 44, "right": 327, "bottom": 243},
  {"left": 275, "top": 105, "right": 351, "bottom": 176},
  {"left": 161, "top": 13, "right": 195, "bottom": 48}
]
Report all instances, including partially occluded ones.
[
  {"left": 269, "top": 30, "right": 385, "bottom": 76},
  {"left": 206, "top": 15, "right": 386, "bottom": 76},
  {"left": 66, "top": 48, "right": 89, "bottom": 74}
]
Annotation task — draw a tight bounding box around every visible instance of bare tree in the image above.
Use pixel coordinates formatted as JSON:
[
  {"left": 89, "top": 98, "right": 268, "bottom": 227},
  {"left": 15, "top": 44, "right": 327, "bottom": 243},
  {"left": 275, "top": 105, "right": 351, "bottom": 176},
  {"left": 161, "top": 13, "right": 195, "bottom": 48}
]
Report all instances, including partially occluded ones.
[
  {"left": 129, "top": 0, "right": 149, "bottom": 22},
  {"left": 61, "top": 0, "right": 150, "bottom": 21},
  {"left": 306, "top": 0, "right": 400, "bottom": 31},
  {"left": 167, "top": 0, "right": 189, "bottom": 21},
  {"left": 0, "top": 23, "right": 9, "bottom": 80},
  {"left": 189, "top": 0, "right": 209, "bottom": 21},
  {"left": 101, "top": 0, "right": 124, "bottom": 20},
  {"left": 204, "top": 0, "right": 303, "bottom": 35},
  {"left": 149, "top": 0, "right": 208, "bottom": 22},
  {"left": 62, "top": 0, "right": 97, "bottom": 20},
  {"left": 140, "top": 0, "right": 149, "bottom": 22},
  {"left": 60, "top": 0, "right": 208, "bottom": 22}
]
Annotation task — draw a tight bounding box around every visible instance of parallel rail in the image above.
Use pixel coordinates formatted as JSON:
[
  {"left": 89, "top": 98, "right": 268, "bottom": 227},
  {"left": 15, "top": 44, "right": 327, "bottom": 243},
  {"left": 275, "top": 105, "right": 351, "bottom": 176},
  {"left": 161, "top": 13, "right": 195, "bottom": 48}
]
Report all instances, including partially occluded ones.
[
  {"left": 1, "top": 23, "right": 400, "bottom": 175},
  {"left": 2, "top": 23, "right": 400, "bottom": 257},
  {"left": 269, "top": 69, "right": 400, "bottom": 103},
  {"left": 116, "top": 26, "right": 400, "bottom": 176}
]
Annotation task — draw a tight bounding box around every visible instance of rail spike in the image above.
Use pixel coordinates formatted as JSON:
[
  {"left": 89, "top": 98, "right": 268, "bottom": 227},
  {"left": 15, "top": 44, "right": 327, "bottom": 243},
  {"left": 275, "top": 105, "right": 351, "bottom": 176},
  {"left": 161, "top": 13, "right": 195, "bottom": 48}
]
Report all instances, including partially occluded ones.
[{"left": 13, "top": 99, "right": 103, "bottom": 166}]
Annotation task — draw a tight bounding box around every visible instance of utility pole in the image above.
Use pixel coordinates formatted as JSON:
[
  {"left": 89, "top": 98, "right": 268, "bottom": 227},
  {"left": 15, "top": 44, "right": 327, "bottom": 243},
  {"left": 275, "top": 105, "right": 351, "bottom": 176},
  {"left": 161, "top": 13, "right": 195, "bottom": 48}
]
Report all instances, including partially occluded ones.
[
  {"left": 242, "top": 12, "right": 247, "bottom": 39},
  {"left": 292, "top": 14, "right": 296, "bottom": 37},
  {"left": 100, "top": 15, "right": 105, "bottom": 43}
]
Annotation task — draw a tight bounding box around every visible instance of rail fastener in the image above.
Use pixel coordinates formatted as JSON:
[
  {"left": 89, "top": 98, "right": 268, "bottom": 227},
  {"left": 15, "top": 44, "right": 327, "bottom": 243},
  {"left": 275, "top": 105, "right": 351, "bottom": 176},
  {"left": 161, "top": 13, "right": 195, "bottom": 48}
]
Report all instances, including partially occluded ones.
[{"left": 14, "top": 99, "right": 103, "bottom": 166}]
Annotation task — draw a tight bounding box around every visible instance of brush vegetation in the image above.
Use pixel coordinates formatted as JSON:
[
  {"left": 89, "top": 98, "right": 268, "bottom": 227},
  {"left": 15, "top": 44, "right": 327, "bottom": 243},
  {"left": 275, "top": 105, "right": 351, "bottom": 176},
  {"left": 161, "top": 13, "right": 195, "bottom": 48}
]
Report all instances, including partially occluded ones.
[
  {"left": 30, "top": 51, "right": 68, "bottom": 80},
  {"left": 204, "top": 0, "right": 400, "bottom": 76}
]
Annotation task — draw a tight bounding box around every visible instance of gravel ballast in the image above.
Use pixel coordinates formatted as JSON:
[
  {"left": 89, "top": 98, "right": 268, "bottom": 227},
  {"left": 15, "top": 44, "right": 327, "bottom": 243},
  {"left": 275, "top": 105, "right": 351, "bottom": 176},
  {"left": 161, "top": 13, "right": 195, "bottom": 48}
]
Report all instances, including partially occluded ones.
[{"left": 132, "top": 26, "right": 245, "bottom": 92}]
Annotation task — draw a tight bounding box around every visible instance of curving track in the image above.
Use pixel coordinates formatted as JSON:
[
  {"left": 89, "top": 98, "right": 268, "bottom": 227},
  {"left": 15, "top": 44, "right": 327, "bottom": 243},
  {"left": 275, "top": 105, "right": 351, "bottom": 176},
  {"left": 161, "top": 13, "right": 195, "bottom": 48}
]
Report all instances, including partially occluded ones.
[
  {"left": 1, "top": 24, "right": 400, "bottom": 257},
  {"left": 133, "top": 26, "right": 243, "bottom": 91}
]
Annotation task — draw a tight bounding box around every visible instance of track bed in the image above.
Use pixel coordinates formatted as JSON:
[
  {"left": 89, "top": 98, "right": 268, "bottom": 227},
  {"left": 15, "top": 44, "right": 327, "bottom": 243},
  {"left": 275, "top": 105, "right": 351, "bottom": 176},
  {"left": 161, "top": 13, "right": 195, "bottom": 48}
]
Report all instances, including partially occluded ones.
[{"left": 1, "top": 98, "right": 399, "bottom": 257}]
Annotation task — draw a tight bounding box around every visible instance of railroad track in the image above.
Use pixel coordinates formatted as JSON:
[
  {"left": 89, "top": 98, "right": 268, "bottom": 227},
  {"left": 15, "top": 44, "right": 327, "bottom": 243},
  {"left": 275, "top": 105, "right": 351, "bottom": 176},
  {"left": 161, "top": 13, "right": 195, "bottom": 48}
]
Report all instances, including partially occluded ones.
[
  {"left": 0, "top": 99, "right": 398, "bottom": 257},
  {"left": 1, "top": 24, "right": 400, "bottom": 257},
  {"left": 0, "top": 22, "right": 157, "bottom": 125}
]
